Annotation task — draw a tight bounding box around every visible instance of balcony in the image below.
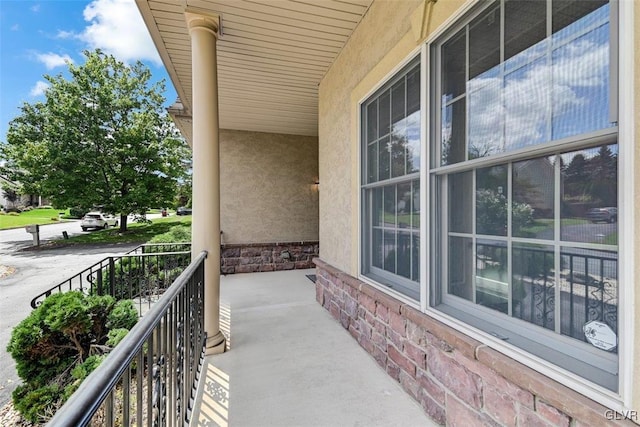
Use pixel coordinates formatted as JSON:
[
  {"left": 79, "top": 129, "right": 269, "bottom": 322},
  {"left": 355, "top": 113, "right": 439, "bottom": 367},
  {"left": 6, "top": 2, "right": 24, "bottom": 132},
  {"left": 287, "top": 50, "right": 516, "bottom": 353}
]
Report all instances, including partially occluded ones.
[{"left": 48, "top": 256, "right": 437, "bottom": 426}]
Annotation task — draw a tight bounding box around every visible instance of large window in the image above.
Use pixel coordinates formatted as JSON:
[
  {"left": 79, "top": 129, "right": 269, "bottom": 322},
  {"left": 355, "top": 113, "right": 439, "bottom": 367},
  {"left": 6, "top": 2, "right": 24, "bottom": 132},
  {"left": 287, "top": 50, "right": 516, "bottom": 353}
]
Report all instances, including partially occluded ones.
[
  {"left": 361, "top": 59, "right": 421, "bottom": 300},
  {"left": 431, "top": 0, "right": 618, "bottom": 391}
]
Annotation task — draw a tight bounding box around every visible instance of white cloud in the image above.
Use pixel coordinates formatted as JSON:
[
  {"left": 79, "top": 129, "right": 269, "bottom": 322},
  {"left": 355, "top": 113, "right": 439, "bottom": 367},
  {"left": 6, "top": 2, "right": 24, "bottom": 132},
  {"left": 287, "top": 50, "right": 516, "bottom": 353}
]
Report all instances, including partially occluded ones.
[
  {"left": 56, "top": 30, "right": 75, "bottom": 39},
  {"left": 30, "top": 4, "right": 41, "bottom": 12},
  {"left": 34, "top": 52, "right": 74, "bottom": 69},
  {"left": 77, "top": 0, "right": 161, "bottom": 65},
  {"left": 30, "top": 81, "right": 49, "bottom": 97},
  {"left": 11, "top": 24, "right": 19, "bottom": 31}
]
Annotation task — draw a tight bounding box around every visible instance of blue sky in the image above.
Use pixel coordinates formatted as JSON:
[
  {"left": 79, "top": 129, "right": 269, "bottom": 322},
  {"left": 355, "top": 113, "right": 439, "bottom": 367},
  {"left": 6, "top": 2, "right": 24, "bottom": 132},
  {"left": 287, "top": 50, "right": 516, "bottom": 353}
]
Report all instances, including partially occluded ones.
[{"left": 0, "top": 0, "right": 175, "bottom": 141}]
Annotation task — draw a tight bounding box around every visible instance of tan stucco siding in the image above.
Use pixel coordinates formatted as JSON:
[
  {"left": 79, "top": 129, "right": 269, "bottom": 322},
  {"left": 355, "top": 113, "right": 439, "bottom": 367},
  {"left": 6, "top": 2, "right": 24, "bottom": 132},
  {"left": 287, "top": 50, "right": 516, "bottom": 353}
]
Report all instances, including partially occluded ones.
[
  {"left": 318, "top": 0, "right": 422, "bottom": 274},
  {"left": 219, "top": 129, "right": 318, "bottom": 245}
]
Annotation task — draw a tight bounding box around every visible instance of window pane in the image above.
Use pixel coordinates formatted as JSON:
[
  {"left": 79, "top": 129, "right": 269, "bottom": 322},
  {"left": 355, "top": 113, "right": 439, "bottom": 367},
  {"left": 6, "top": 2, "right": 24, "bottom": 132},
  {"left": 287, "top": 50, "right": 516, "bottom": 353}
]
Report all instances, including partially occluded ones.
[
  {"left": 397, "top": 232, "right": 412, "bottom": 279},
  {"left": 442, "top": 29, "right": 466, "bottom": 101},
  {"left": 561, "top": 144, "right": 617, "bottom": 244},
  {"left": 513, "top": 157, "right": 555, "bottom": 239},
  {"left": 512, "top": 243, "right": 555, "bottom": 331},
  {"left": 411, "top": 179, "right": 420, "bottom": 230},
  {"left": 397, "top": 183, "right": 412, "bottom": 228},
  {"left": 379, "top": 135, "right": 390, "bottom": 181},
  {"left": 372, "top": 187, "right": 383, "bottom": 227},
  {"left": 560, "top": 247, "right": 617, "bottom": 349},
  {"left": 391, "top": 79, "right": 406, "bottom": 126},
  {"left": 384, "top": 185, "right": 396, "bottom": 227},
  {"left": 367, "top": 142, "right": 378, "bottom": 183},
  {"left": 469, "top": 3, "right": 500, "bottom": 80},
  {"left": 406, "top": 110, "right": 420, "bottom": 173},
  {"left": 468, "top": 71, "right": 503, "bottom": 159},
  {"left": 366, "top": 100, "right": 377, "bottom": 143},
  {"left": 379, "top": 91, "right": 391, "bottom": 138},
  {"left": 441, "top": 98, "right": 466, "bottom": 165},
  {"left": 448, "top": 171, "right": 473, "bottom": 233},
  {"left": 476, "top": 239, "right": 508, "bottom": 314},
  {"left": 383, "top": 230, "right": 397, "bottom": 274},
  {"left": 552, "top": 1, "right": 608, "bottom": 44},
  {"left": 504, "top": 56, "right": 550, "bottom": 151},
  {"left": 407, "top": 67, "right": 420, "bottom": 115},
  {"left": 552, "top": 19, "right": 612, "bottom": 140},
  {"left": 372, "top": 228, "right": 383, "bottom": 268},
  {"left": 391, "top": 125, "right": 406, "bottom": 178},
  {"left": 449, "top": 236, "right": 474, "bottom": 301},
  {"left": 412, "top": 233, "right": 420, "bottom": 281},
  {"left": 476, "top": 165, "right": 508, "bottom": 236},
  {"left": 504, "top": 0, "right": 547, "bottom": 65}
]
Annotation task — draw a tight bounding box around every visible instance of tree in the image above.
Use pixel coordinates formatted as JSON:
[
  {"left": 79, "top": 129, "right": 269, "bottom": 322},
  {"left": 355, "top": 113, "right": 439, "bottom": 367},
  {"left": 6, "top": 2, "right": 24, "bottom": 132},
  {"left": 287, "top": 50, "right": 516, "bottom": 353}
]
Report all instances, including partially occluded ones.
[
  {"left": 1, "top": 50, "right": 191, "bottom": 231},
  {"left": 1, "top": 181, "right": 21, "bottom": 209}
]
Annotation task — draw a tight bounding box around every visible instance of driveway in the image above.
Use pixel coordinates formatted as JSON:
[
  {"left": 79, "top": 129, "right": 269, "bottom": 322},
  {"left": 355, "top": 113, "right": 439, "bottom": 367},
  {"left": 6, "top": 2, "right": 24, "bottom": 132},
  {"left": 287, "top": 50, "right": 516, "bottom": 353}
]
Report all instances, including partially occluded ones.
[{"left": 0, "top": 226, "right": 138, "bottom": 406}]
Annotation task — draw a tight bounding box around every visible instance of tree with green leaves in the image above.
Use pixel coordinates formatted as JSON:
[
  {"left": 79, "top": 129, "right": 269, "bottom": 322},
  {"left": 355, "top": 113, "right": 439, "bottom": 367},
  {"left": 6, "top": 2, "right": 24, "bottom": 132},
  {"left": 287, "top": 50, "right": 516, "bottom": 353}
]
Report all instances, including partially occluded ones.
[{"left": 1, "top": 50, "right": 190, "bottom": 231}]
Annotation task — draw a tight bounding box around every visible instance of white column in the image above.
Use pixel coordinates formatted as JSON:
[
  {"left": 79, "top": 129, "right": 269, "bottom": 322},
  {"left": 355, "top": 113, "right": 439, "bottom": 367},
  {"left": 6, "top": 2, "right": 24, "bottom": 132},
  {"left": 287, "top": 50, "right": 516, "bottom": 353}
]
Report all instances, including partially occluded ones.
[{"left": 186, "top": 10, "right": 226, "bottom": 355}]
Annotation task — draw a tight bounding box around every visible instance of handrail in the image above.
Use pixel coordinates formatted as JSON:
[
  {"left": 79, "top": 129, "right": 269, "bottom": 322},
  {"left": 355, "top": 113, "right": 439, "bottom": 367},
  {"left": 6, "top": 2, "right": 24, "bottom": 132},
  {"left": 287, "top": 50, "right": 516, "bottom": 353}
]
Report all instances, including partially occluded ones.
[
  {"left": 48, "top": 251, "right": 207, "bottom": 427},
  {"left": 30, "top": 243, "right": 192, "bottom": 308}
]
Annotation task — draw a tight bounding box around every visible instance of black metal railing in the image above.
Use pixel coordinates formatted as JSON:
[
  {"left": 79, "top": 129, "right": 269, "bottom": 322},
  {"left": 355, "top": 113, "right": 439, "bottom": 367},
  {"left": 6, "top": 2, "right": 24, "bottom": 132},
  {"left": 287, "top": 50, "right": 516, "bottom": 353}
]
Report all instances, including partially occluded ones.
[
  {"left": 475, "top": 242, "right": 618, "bottom": 346},
  {"left": 30, "top": 243, "right": 192, "bottom": 311},
  {"left": 47, "top": 251, "right": 207, "bottom": 427}
]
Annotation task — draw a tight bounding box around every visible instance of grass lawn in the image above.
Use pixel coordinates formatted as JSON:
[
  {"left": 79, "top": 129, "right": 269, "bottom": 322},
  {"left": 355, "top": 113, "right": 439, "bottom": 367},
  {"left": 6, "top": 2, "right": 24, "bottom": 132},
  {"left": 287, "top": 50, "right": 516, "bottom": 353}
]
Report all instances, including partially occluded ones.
[
  {"left": 54, "top": 216, "right": 191, "bottom": 244},
  {"left": 0, "top": 208, "right": 72, "bottom": 230}
]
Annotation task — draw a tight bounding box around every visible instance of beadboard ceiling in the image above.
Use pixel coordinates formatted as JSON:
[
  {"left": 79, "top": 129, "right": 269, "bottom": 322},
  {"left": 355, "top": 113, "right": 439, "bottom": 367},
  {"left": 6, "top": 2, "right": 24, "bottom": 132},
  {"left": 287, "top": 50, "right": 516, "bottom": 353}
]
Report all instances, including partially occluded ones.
[{"left": 136, "top": 0, "right": 375, "bottom": 139}]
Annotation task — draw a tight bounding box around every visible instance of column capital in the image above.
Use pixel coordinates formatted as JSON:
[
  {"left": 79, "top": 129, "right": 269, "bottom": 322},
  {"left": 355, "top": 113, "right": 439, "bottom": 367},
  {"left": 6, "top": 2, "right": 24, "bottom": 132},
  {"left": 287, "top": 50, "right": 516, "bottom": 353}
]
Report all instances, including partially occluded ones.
[{"left": 185, "top": 8, "right": 221, "bottom": 38}]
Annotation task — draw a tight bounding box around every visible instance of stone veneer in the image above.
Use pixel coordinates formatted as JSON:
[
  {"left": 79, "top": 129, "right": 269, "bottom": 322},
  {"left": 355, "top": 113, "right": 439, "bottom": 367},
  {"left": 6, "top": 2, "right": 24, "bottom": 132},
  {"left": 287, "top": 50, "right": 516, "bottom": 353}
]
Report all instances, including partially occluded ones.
[
  {"left": 314, "top": 258, "right": 637, "bottom": 427},
  {"left": 221, "top": 241, "right": 318, "bottom": 274}
]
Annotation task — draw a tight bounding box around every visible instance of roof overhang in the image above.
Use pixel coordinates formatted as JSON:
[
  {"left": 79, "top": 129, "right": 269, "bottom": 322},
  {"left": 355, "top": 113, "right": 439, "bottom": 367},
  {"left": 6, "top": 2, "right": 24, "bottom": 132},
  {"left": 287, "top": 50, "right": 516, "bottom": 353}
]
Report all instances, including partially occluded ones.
[{"left": 136, "top": 0, "right": 374, "bottom": 139}]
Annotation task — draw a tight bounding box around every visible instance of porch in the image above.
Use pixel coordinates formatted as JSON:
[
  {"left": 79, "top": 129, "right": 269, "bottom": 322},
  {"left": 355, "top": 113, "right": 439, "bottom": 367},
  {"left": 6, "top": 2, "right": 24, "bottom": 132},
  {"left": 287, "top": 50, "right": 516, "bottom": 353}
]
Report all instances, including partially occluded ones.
[{"left": 191, "top": 268, "right": 436, "bottom": 426}]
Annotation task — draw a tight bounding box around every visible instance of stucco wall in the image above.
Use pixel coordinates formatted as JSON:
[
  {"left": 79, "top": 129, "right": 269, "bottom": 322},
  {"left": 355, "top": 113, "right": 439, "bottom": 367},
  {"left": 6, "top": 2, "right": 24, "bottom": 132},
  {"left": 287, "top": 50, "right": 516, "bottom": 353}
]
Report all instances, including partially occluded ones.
[
  {"left": 318, "top": 0, "right": 423, "bottom": 274},
  {"left": 319, "top": 0, "right": 638, "bottom": 419},
  {"left": 219, "top": 129, "right": 318, "bottom": 245}
]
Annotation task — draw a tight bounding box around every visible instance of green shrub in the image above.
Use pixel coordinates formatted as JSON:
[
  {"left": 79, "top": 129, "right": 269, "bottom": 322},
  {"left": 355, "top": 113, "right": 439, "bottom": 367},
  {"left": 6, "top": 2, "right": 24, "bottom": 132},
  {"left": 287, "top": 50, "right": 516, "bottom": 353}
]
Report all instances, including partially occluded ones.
[
  {"left": 106, "top": 328, "right": 130, "bottom": 347},
  {"left": 7, "top": 292, "right": 137, "bottom": 422},
  {"left": 149, "top": 224, "right": 191, "bottom": 243},
  {"left": 69, "top": 207, "right": 87, "bottom": 219}
]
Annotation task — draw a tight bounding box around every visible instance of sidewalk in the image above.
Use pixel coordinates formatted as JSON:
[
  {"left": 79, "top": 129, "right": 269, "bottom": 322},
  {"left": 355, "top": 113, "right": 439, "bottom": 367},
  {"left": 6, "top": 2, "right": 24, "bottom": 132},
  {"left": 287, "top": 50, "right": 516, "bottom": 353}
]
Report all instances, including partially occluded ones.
[{"left": 190, "top": 269, "right": 438, "bottom": 427}]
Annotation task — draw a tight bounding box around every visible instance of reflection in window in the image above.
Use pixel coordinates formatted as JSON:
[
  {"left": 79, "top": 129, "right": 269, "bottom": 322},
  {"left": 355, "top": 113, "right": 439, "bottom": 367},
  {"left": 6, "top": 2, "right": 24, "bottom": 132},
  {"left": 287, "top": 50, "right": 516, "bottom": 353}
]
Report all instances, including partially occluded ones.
[
  {"left": 440, "top": 0, "right": 614, "bottom": 162},
  {"left": 513, "top": 157, "right": 555, "bottom": 239},
  {"left": 476, "top": 165, "right": 508, "bottom": 236},
  {"left": 361, "top": 58, "right": 421, "bottom": 300},
  {"left": 561, "top": 144, "right": 617, "bottom": 244},
  {"left": 476, "top": 240, "right": 508, "bottom": 313},
  {"left": 512, "top": 244, "right": 555, "bottom": 330}
]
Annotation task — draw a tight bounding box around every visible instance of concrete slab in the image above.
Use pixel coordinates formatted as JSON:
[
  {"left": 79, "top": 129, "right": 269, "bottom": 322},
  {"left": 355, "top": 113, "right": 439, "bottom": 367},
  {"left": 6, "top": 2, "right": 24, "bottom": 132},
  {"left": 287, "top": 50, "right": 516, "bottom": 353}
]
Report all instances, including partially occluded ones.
[{"left": 190, "top": 269, "right": 438, "bottom": 427}]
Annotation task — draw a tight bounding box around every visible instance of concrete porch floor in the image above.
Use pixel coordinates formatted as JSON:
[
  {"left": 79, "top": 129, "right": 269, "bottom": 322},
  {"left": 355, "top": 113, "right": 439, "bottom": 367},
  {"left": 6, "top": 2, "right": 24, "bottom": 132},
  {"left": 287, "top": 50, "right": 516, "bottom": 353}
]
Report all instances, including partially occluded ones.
[{"left": 190, "top": 269, "right": 438, "bottom": 427}]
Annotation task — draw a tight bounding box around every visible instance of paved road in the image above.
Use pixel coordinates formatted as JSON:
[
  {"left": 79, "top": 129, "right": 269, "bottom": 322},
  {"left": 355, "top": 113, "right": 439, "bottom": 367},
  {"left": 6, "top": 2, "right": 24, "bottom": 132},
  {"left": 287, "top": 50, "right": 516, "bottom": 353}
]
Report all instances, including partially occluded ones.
[{"left": 0, "top": 217, "right": 172, "bottom": 406}]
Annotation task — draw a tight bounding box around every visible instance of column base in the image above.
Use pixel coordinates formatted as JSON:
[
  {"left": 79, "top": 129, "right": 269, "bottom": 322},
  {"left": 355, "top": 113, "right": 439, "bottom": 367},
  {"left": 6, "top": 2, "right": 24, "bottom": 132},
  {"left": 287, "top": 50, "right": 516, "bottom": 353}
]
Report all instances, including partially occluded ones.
[{"left": 205, "top": 331, "right": 227, "bottom": 355}]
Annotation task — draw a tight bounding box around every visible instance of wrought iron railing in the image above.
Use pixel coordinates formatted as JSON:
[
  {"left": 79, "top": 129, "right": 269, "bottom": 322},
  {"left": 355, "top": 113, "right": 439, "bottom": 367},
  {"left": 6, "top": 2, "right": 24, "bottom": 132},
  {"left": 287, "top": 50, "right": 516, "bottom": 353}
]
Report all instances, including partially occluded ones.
[
  {"left": 47, "top": 251, "right": 207, "bottom": 427},
  {"left": 475, "top": 242, "right": 618, "bottom": 346},
  {"left": 30, "top": 243, "right": 192, "bottom": 311}
]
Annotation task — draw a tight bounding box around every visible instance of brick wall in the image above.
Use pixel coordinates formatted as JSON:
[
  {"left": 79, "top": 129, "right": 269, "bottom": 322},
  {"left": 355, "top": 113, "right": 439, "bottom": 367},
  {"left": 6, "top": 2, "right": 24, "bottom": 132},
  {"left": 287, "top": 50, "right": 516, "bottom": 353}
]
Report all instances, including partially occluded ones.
[
  {"left": 314, "top": 258, "right": 636, "bottom": 427},
  {"left": 221, "top": 241, "right": 318, "bottom": 274}
]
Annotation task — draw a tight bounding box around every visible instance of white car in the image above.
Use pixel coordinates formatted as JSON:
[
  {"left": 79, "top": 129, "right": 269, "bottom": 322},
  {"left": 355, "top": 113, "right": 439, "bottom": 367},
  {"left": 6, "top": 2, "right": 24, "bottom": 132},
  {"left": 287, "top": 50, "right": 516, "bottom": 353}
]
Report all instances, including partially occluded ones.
[{"left": 81, "top": 212, "right": 118, "bottom": 231}]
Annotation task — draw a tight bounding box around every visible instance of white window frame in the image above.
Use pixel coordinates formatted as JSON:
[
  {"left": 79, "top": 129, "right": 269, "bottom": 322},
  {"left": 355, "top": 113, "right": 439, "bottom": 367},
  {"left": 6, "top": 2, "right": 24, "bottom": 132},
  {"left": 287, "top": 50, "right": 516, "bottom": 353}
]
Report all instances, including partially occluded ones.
[{"left": 356, "top": 0, "right": 634, "bottom": 411}]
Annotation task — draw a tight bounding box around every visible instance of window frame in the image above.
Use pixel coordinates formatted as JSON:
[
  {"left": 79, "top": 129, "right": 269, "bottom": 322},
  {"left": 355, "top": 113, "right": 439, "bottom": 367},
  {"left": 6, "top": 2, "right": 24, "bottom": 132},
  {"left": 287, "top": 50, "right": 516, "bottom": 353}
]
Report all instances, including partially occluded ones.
[
  {"left": 359, "top": 53, "right": 423, "bottom": 304},
  {"left": 356, "top": 0, "right": 634, "bottom": 410},
  {"left": 424, "top": 0, "right": 632, "bottom": 407}
]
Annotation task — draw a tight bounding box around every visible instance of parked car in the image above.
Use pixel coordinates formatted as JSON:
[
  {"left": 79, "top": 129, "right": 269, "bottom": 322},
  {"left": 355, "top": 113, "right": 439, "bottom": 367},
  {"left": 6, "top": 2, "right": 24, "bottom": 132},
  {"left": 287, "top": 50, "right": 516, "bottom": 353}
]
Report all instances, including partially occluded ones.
[
  {"left": 81, "top": 212, "right": 118, "bottom": 231},
  {"left": 586, "top": 207, "right": 617, "bottom": 223},
  {"left": 176, "top": 206, "right": 192, "bottom": 216}
]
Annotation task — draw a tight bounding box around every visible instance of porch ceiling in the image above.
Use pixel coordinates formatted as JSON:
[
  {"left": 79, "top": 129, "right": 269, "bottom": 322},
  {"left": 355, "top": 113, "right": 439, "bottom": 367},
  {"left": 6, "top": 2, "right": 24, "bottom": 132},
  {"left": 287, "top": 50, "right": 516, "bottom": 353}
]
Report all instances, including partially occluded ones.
[{"left": 136, "top": 0, "right": 374, "bottom": 138}]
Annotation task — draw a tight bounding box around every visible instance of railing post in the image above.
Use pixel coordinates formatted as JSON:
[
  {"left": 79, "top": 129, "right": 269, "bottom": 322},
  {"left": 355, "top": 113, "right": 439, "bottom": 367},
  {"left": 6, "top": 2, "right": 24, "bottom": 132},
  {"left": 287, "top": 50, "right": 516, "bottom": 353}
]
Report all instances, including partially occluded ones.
[{"left": 109, "top": 257, "right": 115, "bottom": 297}]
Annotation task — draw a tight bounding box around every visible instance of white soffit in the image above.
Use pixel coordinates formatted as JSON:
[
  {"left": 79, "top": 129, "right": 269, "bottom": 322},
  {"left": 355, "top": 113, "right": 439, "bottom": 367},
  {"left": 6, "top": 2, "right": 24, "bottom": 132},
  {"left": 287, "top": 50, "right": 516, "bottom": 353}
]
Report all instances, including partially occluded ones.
[{"left": 136, "top": 0, "right": 374, "bottom": 137}]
